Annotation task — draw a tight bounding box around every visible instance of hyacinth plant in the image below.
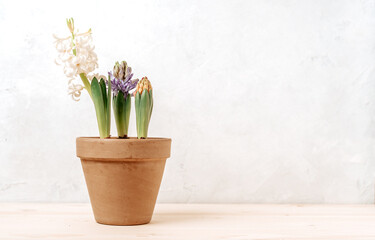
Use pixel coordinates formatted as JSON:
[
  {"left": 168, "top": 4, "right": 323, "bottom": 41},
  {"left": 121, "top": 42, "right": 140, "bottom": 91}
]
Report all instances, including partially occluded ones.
[
  {"left": 135, "top": 77, "right": 153, "bottom": 139},
  {"left": 110, "top": 61, "right": 138, "bottom": 138},
  {"left": 54, "top": 18, "right": 154, "bottom": 140},
  {"left": 54, "top": 18, "right": 111, "bottom": 139}
]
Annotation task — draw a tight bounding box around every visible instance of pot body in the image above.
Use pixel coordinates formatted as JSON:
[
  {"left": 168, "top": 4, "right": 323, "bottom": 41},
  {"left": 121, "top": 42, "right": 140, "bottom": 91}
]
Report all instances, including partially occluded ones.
[{"left": 76, "top": 137, "right": 171, "bottom": 225}]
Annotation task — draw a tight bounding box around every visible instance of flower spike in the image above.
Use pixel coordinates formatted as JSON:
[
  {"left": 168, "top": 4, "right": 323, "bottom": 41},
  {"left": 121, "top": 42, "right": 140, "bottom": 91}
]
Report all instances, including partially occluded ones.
[
  {"left": 135, "top": 77, "right": 153, "bottom": 139},
  {"left": 111, "top": 61, "right": 138, "bottom": 138}
]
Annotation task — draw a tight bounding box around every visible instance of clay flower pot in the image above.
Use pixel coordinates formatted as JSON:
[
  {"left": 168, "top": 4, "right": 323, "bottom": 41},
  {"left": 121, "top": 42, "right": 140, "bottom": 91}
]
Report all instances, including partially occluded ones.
[{"left": 76, "top": 137, "right": 171, "bottom": 225}]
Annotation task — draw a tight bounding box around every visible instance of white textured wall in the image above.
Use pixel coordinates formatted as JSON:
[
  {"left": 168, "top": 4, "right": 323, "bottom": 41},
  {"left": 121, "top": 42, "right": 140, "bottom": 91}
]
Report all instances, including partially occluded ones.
[{"left": 1, "top": 0, "right": 375, "bottom": 203}]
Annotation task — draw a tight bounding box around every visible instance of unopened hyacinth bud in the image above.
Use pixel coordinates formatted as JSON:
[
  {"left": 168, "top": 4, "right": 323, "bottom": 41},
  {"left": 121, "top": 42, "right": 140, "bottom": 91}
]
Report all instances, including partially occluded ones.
[
  {"left": 119, "top": 61, "right": 127, "bottom": 80},
  {"left": 135, "top": 77, "right": 153, "bottom": 139},
  {"left": 135, "top": 77, "right": 152, "bottom": 95},
  {"left": 113, "top": 61, "right": 121, "bottom": 79},
  {"left": 66, "top": 18, "right": 74, "bottom": 34},
  {"left": 113, "top": 61, "right": 129, "bottom": 80}
]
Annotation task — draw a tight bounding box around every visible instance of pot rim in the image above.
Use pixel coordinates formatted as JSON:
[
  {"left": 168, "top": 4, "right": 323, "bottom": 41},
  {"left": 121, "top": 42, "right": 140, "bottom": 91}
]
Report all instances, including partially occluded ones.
[
  {"left": 76, "top": 137, "right": 172, "bottom": 161},
  {"left": 77, "top": 136, "right": 170, "bottom": 140}
]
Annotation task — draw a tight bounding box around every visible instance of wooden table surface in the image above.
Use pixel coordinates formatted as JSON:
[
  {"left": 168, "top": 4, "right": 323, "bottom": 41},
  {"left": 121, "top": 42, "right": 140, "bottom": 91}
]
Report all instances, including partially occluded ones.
[{"left": 0, "top": 203, "right": 375, "bottom": 239}]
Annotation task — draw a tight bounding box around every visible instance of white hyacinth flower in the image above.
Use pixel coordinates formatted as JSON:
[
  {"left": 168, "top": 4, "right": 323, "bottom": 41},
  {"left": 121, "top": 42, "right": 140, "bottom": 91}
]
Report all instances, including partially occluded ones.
[{"left": 54, "top": 18, "right": 99, "bottom": 101}]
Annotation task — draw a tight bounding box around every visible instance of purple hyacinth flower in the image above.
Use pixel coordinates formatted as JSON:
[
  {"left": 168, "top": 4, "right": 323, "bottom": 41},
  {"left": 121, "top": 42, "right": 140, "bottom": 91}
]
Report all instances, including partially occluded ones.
[{"left": 108, "top": 71, "right": 138, "bottom": 99}]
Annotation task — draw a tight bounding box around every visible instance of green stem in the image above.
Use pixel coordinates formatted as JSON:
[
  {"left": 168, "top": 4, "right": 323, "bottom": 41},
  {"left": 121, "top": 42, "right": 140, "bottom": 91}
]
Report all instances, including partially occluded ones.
[
  {"left": 79, "top": 73, "right": 92, "bottom": 98},
  {"left": 71, "top": 32, "right": 76, "bottom": 56}
]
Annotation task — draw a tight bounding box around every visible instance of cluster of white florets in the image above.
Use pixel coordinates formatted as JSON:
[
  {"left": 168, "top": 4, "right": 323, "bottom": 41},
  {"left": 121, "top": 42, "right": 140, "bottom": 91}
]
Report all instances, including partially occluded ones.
[{"left": 53, "top": 19, "right": 100, "bottom": 101}]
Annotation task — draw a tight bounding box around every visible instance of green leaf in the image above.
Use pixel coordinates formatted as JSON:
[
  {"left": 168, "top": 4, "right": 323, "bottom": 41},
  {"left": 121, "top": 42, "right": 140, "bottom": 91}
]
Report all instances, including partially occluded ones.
[
  {"left": 91, "top": 77, "right": 107, "bottom": 138},
  {"left": 99, "top": 79, "right": 108, "bottom": 136},
  {"left": 99, "top": 78, "right": 107, "bottom": 112},
  {"left": 135, "top": 92, "right": 141, "bottom": 138},
  {"left": 106, "top": 76, "right": 112, "bottom": 136},
  {"left": 124, "top": 94, "right": 131, "bottom": 137},
  {"left": 113, "top": 92, "right": 125, "bottom": 137},
  {"left": 149, "top": 89, "right": 153, "bottom": 124},
  {"left": 140, "top": 90, "right": 150, "bottom": 138}
]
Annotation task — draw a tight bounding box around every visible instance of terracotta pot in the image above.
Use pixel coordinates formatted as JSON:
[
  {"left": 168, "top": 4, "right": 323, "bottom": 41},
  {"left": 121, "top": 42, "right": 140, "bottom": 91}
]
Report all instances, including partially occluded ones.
[{"left": 76, "top": 137, "right": 172, "bottom": 226}]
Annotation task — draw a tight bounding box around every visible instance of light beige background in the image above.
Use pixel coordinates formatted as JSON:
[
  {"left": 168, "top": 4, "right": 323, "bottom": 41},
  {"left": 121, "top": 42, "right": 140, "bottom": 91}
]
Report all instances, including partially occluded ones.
[{"left": 0, "top": 0, "right": 375, "bottom": 203}]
